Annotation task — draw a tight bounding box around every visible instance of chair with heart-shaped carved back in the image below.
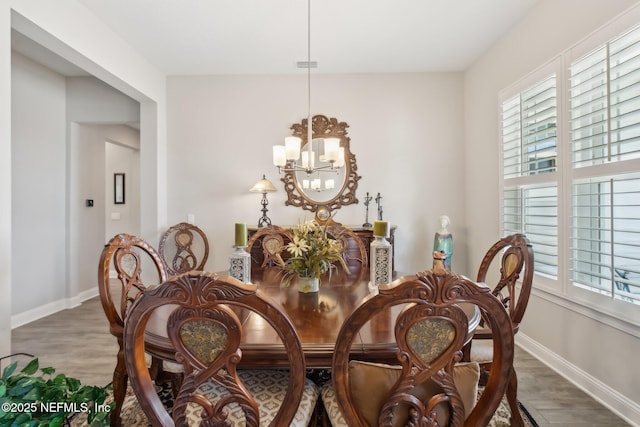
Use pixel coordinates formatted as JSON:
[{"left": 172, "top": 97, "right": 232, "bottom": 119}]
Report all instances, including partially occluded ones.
[
  {"left": 158, "top": 222, "right": 209, "bottom": 276},
  {"left": 246, "top": 225, "right": 294, "bottom": 275},
  {"left": 98, "top": 233, "right": 168, "bottom": 427},
  {"left": 325, "top": 223, "right": 368, "bottom": 279},
  {"left": 464, "top": 233, "right": 534, "bottom": 427},
  {"left": 124, "top": 271, "right": 319, "bottom": 426},
  {"left": 321, "top": 262, "right": 514, "bottom": 427}
]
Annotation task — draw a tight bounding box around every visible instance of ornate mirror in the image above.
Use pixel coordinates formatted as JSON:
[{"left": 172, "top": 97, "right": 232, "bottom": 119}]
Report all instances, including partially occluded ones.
[{"left": 281, "top": 115, "right": 361, "bottom": 214}]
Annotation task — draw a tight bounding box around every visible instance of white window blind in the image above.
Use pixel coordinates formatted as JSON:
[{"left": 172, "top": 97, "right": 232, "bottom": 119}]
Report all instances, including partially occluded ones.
[
  {"left": 569, "top": 25, "right": 640, "bottom": 305},
  {"left": 501, "top": 74, "right": 559, "bottom": 278},
  {"left": 503, "top": 185, "right": 558, "bottom": 278},
  {"left": 570, "top": 25, "right": 640, "bottom": 167},
  {"left": 571, "top": 175, "right": 640, "bottom": 304}
]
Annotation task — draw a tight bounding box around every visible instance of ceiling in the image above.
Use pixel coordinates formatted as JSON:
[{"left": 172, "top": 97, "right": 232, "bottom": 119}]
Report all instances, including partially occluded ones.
[{"left": 56, "top": 0, "right": 539, "bottom": 76}]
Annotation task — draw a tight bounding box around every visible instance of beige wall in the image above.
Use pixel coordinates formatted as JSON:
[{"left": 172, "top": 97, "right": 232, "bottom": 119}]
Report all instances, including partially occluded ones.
[{"left": 167, "top": 72, "right": 467, "bottom": 275}]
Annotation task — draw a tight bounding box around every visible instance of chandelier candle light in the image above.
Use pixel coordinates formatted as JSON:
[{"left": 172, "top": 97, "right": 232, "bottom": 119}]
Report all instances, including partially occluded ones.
[
  {"left": 272, "top": 0, "right": 345, "bottom": 176},
  {"left": 369, "top": 220, "right": 392, "bottom": 292},
  {"left": 229, "top": 223, "right": 251, "bottom": 283}
]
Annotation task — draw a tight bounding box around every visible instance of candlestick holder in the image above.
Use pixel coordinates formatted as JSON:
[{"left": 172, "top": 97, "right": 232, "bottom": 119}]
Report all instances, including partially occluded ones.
[
  {"left": 362, "top": 192, "right": 373, "bottom": 228},
  {"left": 369, "top": 221, "right": 392, "bottom": 292},
  {"left": 229, "top": 246, "right": 251, "bottom": 283}
]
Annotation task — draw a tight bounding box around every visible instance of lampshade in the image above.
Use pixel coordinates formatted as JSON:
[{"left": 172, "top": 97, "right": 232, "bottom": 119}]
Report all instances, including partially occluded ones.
[{"left": 250, "top": 175, "right": 277, "bottom": 193}]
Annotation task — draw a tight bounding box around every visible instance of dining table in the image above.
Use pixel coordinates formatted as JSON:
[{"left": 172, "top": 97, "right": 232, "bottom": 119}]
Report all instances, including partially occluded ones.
[{"left": 142, "top": 267, "right": 480, "bottom": 369}]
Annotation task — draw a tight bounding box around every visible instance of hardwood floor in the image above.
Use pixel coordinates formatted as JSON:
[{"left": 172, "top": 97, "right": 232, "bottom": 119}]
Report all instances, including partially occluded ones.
[{"left": 10, "top": 297, "right": 631, "bottom": 426}]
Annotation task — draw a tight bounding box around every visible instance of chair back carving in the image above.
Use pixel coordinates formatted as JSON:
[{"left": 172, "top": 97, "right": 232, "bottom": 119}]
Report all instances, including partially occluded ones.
[
  {"left": 98, "top": 233, "right": 168, "bottom": 426},
  {"left": 246, "top": 225, "right": 293, "bottom": 270},
  {"left": 98, "top": 233, "right": 168, "bottom": 338},
  {"left": 159, "top": 222, "right": 209, "bottom": 276},
  {"left": 331, "top": 267, "right": 514, "bottom": 427},
  {"left": 326, "top": 224, "right": 368, "bottom": 277},
  {"left": 124, "top": 272, "right": 306, "bottom": 427},
  {"left": 476, "top": 233, "right": 534, "bottom": 332}
]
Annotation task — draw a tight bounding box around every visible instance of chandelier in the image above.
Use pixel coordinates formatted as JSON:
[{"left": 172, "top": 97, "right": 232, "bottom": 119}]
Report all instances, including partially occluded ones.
[{"left": 272, "top": 0, "right": 345, "bottom": 175}]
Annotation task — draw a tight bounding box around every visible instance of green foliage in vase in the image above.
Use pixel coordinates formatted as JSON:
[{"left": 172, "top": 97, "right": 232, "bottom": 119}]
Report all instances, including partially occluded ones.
[
  {"left": 0, "top": 357, "right": 112, "bottom": 427},
  {"left": 282, "top": 220, "right": 344, "bottom": 283}
]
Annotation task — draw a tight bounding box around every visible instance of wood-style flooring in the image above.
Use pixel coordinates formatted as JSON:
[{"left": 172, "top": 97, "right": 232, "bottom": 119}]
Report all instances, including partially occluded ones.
[{"left": 10, "top": 297, "right": 631, "bottom": 426}]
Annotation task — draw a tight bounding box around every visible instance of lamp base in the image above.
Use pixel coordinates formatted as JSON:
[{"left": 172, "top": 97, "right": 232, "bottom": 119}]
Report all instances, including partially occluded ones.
[{"left": 258, "top": 192, "right": 272, "bottom": 227}]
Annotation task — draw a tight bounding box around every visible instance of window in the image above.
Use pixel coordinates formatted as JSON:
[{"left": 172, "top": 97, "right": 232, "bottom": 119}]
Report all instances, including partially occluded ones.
[
  {"left": 569, "top": 25, "right": 640, "bottom": 305},
  {"left": 501, "top": 74, "right": 559, "bottom": 279},
  {"left": 500, "top": 19, "right": 640, "bottom": 310}
]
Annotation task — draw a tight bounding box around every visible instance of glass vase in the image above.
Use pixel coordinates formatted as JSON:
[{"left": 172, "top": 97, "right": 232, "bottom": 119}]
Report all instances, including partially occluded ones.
[{"left": 298, "top": 276, "right": 320, "bottom": 293}]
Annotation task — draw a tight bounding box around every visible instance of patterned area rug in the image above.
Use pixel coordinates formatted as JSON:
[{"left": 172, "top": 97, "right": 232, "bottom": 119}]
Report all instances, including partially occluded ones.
[{"left": 70, "top": 382, "right": 537, "bottom": 426}]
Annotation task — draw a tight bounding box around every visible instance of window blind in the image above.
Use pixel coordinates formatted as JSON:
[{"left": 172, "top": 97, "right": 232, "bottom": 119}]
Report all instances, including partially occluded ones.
[
  {"left": 501, "top": 73, "right": 558, "bottom": 278},
  {"left": 503, "top": 185, "right": 558, "bottom": 278},
  {"left": 570, "top": 25, "right": 640, "bottom": 167},
  {"left": 569, "top": 25, "right": 640, "bottom": 305},
  {"left": 503, "top": 76, "right": 557, "bottom": 179},
  {"left": 571, "top": 174, "right": 640, "bottom": 304}
]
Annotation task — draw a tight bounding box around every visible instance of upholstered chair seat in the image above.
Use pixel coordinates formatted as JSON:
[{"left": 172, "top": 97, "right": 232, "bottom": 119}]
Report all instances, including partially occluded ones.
[{"left": 321, "top": 361, "right": 480, "bottom": 427}]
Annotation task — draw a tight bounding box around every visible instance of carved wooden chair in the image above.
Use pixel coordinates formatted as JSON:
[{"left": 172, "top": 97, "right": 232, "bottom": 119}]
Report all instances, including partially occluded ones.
[
  {"left": 325, "top": 224, "right": 368, "bottom": 278},
  {"left": 246, "top": 225, "right": 293, "bottom": 272},
  {"left": 124, "top": 271, "right": 319, "bottom": 426},
  {"left": 98, "top": 233, "right": 168, "bottom": 427},
  {"left": 464, "top": 233, "right": 534, "bottom": 427},
  {"left": 158, "top": 222, "right": 209, "bottom": 276},
  {"left": 322, "top": 264, "right": 514, "bottom": 427}
]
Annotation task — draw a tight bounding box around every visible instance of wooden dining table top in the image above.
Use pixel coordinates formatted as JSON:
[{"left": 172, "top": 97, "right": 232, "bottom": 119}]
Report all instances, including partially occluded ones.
[{"left": 143, "top": 267, "right": 480, "bottom": 369}]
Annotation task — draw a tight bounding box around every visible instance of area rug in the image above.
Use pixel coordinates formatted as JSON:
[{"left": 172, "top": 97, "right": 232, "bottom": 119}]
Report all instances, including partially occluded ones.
[{"left": 70, "top": 382, "right": 537, "bottom": 426}]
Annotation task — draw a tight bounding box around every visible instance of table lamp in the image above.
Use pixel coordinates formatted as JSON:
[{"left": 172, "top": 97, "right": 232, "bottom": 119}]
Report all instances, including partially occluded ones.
[{"left": 250, "top": 174, "right": 277, "bottom": 227}]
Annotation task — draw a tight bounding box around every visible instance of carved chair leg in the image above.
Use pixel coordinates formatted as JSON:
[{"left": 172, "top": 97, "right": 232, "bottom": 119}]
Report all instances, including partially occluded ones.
[
  {"left": 111, "top": 349, "right": 127, "bottom": 427},
  {"left": 507, "top": 367, "right": 524, "bottom": 427}
]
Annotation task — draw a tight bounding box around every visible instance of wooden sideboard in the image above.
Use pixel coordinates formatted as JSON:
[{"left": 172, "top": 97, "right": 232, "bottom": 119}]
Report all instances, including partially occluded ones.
[{"left": 247, "top": 225, "right": 396, "bottom": 273}]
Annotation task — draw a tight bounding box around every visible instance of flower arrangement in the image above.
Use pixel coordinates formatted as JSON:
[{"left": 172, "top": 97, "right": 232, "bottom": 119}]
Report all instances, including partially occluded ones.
[{"left": 281, "top": 221, "right": 344, "bottom": 284}]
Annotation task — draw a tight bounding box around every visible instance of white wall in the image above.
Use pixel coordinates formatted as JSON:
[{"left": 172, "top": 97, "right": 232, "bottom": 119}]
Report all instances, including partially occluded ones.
[
  {"left": 167, "top": 72, "right": 467, "bottom": 275},
  {"left": 0, "top": 3, "right": 11, "bottom": 354},
  {"left": 105, "top": 135, "right": 141, "bottom": 242},
  {"left": 463, "top": 0, "right": 640, "bottom": 423},
  {"left": 10, "top": 60, "right": 142, "bottom": 325},
  {"left": 66, "top": 80, "right": 140, "bottom": 305},
  {"left": 11, "top": 52, "right": 67, "bottom": 315}
]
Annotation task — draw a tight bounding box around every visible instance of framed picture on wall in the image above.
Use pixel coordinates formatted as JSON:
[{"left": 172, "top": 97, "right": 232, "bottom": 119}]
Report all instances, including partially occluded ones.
[{"left": 114, "top": 173, "right": 125, "bottom": 204}]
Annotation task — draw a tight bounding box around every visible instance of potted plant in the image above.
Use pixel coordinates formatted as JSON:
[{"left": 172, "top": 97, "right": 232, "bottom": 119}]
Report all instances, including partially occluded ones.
[{"left": 0, "top": 357, "right": 112, "bottom": 426}]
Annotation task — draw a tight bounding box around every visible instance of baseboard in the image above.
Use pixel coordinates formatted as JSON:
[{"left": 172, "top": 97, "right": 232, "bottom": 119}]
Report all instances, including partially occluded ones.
[
  {"left": 11, "top": 288, "right": 100, "bottom": 329},
  {"left": 518, "top": 333, "right": 640, "bottom": 426}
]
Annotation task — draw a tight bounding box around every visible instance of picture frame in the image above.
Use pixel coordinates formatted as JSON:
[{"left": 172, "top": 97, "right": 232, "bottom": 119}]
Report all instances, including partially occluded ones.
[{"left": 114, "top": 173, "right": 125, "bottom": 204}]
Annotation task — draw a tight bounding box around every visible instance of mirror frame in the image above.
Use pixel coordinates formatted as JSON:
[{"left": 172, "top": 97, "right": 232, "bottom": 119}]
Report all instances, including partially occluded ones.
[{"left": 282, "top": 115, "right": 361, "bottom": 213}]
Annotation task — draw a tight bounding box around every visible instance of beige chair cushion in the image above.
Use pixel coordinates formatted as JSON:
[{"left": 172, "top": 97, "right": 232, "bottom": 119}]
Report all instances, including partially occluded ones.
[
  {"left": 469, "top": 339, "right": 494, "bottom": 363},
  {"left": 187, "top": 369, "right": 319, "bottom": 427},
  {"left": 322, "top": 360, "right": 479, "bottom": 427}
]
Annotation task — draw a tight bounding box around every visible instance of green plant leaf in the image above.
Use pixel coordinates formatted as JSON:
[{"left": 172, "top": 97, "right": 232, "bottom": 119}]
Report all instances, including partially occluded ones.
[
  {"left": 49, "top": 415, "right": 65, "bottom": 427},
  {"left": 1, "top": 362, "right": 17, "bottom": 380},
  {"left": 21, "top": 359, "right": 39, "bottom": 376},
  {"left": 0, "top": 384, "right": 6, "bottom": 398},
  {"left": 41, "top": 367, "right": 55, "bottom": 376},
  {"left": 21, "top": 385, "right": 43, "bottom": 401},
  {"left": 8, "top": 377, "right": 38, "bottom": 397}
]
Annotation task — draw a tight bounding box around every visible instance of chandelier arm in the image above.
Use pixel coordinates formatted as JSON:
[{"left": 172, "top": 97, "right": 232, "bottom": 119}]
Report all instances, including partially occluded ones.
[{"left": 307, "top": 0, "right": 313, "bottom": 166}]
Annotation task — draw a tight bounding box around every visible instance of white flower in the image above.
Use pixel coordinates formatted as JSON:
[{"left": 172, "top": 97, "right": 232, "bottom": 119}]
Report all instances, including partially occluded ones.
[{"left": 287, "top": 235, "right": 310, "bottom": 257}]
